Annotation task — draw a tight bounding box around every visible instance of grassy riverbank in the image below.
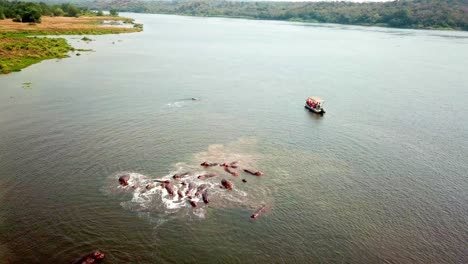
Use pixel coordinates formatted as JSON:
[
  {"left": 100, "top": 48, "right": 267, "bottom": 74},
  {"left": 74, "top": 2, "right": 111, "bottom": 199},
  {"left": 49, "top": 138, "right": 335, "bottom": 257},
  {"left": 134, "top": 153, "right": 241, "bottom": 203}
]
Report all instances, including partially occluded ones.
[
  {"left": 0, "top": 36, "right": 71, "bottom": 74},
  {"left": 0, "top": 16, "right": 142, "bottom": 74}
]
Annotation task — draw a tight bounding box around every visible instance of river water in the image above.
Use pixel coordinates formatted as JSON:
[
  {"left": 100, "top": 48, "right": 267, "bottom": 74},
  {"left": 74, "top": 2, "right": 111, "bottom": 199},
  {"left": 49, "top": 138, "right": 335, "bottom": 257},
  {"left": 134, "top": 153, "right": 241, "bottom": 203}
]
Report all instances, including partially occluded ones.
[{"left": 0, "top": 13, "right": 467, "bottom": 264}]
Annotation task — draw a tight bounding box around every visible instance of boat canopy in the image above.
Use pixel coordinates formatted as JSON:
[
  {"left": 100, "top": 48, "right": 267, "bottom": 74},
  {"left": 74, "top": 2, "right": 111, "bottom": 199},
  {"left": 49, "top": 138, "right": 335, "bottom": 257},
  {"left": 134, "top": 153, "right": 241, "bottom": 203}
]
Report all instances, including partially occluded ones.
[{"left": 307, "top": 96, "right": 324, "bottom": 103}]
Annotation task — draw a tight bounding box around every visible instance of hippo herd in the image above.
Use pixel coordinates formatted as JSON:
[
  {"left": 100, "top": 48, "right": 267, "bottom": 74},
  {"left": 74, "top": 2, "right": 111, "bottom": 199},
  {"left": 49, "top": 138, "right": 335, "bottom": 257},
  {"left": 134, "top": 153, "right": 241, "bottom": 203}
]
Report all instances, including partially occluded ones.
[
  {"left": 117, "top": 160, "right": 266, "bottom": 215},
  {"left": 73, "top": 161, "right": 267, "bottom": 263},
  {"left": 72, "top": 250, "right": 105, "bottom": 264}
]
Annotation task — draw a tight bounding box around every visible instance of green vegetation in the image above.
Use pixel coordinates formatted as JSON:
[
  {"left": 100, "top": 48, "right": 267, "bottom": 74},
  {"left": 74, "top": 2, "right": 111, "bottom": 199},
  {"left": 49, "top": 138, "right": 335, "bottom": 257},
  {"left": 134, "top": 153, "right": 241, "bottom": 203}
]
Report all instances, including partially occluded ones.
[
  {"left": 88, "top": 0, "right": 467, "bottom": 31},
  {"left": 0, "top": 37, "right": 72, "bottom": 74},
  {"left": 0, "top": 2, "right": 143, "bottom": 74},
  {"left": 0, "top": 1, "right": 89, "bottom": 23},
  {"left": 109, "top": 8, "right": 118, "bottom": 17}
]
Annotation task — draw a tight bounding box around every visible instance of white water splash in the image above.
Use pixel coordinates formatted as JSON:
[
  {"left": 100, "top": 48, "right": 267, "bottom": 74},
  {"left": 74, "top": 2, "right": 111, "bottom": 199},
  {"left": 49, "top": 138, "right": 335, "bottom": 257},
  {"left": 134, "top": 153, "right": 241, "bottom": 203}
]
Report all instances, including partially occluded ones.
[
  {"left": 115, "top": 170, "right": 247, "bottom": 219},
  {"left": 106, "top": 138, "right": 272, "bottom": 221}
]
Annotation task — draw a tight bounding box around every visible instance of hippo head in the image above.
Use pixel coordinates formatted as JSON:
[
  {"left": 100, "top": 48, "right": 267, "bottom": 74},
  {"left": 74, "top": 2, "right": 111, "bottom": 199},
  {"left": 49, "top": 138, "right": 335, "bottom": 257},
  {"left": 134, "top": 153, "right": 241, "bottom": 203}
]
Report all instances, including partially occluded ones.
[
  {"left": 118, "top": 175, "right": 130, "bottom": 186},
  {"left": 92, "top": 251, "right": 105, "bottom": 260}
]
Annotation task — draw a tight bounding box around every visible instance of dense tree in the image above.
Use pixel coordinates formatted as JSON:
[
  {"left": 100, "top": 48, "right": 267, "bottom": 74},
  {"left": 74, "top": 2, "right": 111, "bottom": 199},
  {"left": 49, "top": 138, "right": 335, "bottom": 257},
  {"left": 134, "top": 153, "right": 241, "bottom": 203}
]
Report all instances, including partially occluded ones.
[
  {"left": 21, "top": 5, "right": 41, "bottom": 23},
  {"left": 53, "top": 7, "right": 65, "bottom": 17},
  {"left": 0, "top": 1, "right": 89, "bottom": 23},
  {"left": 84, "top": 0, "right": 466, "bottom": 31},
  {"left": 109, "top": 8, "right": 118, "bottom": 16},
  {"left": 61, "top": 3, "right": 81, "bottom": 17}
]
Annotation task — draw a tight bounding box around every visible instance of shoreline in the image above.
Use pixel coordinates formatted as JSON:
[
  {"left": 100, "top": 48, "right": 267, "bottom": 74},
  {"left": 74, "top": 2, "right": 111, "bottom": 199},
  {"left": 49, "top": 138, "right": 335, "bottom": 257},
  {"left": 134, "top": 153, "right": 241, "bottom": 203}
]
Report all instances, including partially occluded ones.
[
  {"left": 141, "top": 12, "right": 464, "bottom": 32},
  {"left": 0, "top": 16, "right": 143, "bottom": 74}
]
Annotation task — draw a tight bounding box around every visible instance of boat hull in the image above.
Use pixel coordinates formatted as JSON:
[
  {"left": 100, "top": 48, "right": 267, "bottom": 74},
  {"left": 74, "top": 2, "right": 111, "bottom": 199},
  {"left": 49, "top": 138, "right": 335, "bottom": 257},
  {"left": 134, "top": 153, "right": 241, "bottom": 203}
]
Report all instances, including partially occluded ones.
[{"left": 305, "top": 104, "right": 325, "bottom": 114}]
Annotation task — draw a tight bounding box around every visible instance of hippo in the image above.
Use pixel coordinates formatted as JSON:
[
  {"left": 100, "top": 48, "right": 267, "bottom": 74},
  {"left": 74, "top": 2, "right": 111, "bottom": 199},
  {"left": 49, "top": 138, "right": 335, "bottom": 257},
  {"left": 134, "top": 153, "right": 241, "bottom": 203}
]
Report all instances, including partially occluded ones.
[
  {"left": 202, "top": 190, "right": 209, "bottom": 204},
  {"left": 145, "top": 184, "right": 154, "bottom": 190},
  {"left": 173, "top": 172, "right": 190, "bottom": 180},
  {"left": 221, "top": 179, "right": 233, "bottom": 190},
  {"left": 229, "top": 160, "right": 239, "bottom": 169},
  {"left": 243, "top": 169, "right": 263, "bottom": 176},
  {"left": 71, "top": 250, "right": 105, "bottom": 264},
  {"left": 177, "top": 189, "right": 184, "bottom": 199},
  {"left": 251, "top": 205, "right": 267, "bottom": 219},
  {"left": 197, "top": 173, "right": 217, "bottom": 180},
  {"left": 185, "top": 182, "right": 196, "bottom": 196},
  {"left": 118, "top": 175, "right": 130, "bottom": 186},
  {"left": 165, "top": 182, "right": 175, "bottom": 195},
  {"left": 221, "top": 161, "right": 239, "bottom": 169},
  {"left": 189, "top": 199, "right": 197, "bottom": 207},
  {"left": 195, "top": 184, "right": 207, "bottom": 196},
  {"left": 200, "top": 161, "right": 219, "bottom": 167},
  {"left": 154, "top": 179, "right": 171, "bottom": 184},
  {"left": 224, "top": 167, "right": 238, "bottom": 176}
]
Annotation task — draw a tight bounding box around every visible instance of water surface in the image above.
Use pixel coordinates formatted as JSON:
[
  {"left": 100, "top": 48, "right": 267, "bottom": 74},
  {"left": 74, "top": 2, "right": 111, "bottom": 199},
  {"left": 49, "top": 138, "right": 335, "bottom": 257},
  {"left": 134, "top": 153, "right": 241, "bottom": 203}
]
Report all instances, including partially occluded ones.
[{"left": 1, "top": 13, "right": 467, "bottom": 264}]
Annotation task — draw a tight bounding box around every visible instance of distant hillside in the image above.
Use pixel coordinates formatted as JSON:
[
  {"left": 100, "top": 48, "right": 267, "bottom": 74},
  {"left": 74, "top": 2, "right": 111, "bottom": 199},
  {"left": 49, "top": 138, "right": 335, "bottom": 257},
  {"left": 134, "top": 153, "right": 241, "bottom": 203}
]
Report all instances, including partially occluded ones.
[{"left": 22, "top": 0, "right": 468, "bottom": 31}]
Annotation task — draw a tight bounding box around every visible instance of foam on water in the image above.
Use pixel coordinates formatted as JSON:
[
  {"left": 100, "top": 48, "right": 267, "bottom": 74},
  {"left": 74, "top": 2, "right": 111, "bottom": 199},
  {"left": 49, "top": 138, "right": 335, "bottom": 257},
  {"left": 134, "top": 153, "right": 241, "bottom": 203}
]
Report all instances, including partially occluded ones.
[
  {"left": 164, "top": 98, "right": 199, "bottom": 109},
  {"left": 112, "top": 169, "right": 249, "bottom": 219},
  {"left": 106, "top": 139, "right": 272, "bottom": 222}
]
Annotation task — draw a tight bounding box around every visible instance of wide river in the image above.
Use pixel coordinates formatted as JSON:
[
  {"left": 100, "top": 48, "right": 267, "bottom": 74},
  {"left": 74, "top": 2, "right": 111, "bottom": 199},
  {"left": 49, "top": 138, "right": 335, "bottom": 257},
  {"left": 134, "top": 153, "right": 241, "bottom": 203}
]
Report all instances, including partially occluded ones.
[{"left": 1, "top": 13, "right": 467, "bottom": 264}]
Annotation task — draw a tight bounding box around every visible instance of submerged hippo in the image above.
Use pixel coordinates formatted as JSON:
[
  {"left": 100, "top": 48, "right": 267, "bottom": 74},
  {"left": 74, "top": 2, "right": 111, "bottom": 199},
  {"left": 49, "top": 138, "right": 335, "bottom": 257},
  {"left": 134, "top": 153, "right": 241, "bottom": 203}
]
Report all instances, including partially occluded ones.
[
  {"left": 189, "top": 198, "right": 197, "bottom": 207},
  {"left": 177, "top": 189, "right": 184, "bottom": 198},
  {"left": 251, "top": 205, "right": 267, "bottom": 219},
  {"left": 244, "top": 169, "right": 263, "bottom": 176},
  {"left": 221, "top": 179, "right": 233, "bottom": 190},
  {"left": 224, "top": 167, "right": 238, "bottom": 176},
  {"left": 185, "top": 182, "right": 197, "bottom": 196},
  {"left": 173, "top": 172, "right": 190, "bottom": 180},
  {"left": 165, "top": 181, "right": 175, "bottom": 196},
  {"left": 197, "top": 173, "right": 217, "bottom": 180},
  {"left": 71, "top": 250, "right": 105, "bottom": 264},
  {"left": 230, "top": 161, "right": 239, "bottom": 166},
  {"left": 202, "top": 190, "right": 209, "bottom": 204},
  {"left": 221, "top": 161, "right": 239, "bottom": 169},
  {"left": 195, "top": 184, "right": 207, "bottom": 196},
  {"left": 200, "top": 161, "right": 219, "bottom": 167},
  {"left": 118, "top": 175, "right": 130, "bottom": 186},
  {"left": 154, "top": 179, "right": 171, "bottom": 184}
]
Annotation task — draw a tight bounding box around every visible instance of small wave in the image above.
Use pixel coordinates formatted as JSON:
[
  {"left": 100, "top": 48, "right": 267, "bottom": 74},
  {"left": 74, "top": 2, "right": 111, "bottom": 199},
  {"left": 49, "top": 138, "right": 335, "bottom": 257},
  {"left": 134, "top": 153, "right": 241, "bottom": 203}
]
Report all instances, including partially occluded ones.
[
  {"left": 164, "top": 98, "right": 199, "bottom": 109},
  {"left": 164, "top": 101, "right": 186, "bottom": 108}
]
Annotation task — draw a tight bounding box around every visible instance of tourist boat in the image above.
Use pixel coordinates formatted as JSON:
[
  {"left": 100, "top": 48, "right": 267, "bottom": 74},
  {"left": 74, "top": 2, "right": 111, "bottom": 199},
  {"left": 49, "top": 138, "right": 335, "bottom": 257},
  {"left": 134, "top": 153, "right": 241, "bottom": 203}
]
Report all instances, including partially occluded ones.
[{"left": 305, "top": 96, "right": 326, "bottom": 114}]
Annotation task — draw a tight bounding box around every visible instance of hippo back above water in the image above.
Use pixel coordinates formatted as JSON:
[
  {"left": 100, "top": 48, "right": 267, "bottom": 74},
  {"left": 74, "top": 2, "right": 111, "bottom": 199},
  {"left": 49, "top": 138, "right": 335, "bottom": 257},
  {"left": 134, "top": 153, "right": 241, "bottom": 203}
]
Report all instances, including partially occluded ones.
[
  {"left": 221, "top": 179, "right": 233, "bottom": 190},
  {"left": 71, "top": 250, "right": 105, "bottom": 264},
  {"left": 118, "top": 175, "right": 130, "bottom": 186}
]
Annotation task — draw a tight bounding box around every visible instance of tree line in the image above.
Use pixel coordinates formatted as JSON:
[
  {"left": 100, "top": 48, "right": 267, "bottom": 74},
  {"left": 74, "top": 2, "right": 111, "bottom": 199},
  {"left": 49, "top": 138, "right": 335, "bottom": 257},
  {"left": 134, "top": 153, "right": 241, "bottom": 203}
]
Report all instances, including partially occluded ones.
[
  {"left": 0, "top": 1, "right": 119, "bottom": 23},
  {"left": 85, "top": 0, "right": 468, "bottom": 31}
]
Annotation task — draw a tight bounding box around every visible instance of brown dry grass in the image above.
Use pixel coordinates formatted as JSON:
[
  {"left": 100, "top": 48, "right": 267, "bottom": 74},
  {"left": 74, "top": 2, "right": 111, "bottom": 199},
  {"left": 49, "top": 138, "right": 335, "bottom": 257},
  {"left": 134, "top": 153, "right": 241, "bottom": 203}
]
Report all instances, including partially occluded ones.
[{"left": 0, "top": 16, "right": 140, "bottom": 34}]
